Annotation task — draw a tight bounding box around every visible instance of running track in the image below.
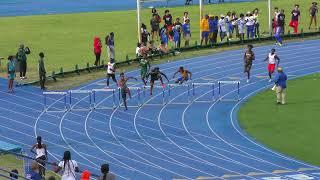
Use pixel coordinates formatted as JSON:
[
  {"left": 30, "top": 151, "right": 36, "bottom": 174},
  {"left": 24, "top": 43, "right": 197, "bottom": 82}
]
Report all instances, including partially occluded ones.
[{"left": 0, "top": 39, "right": 320, "bottom": 180}]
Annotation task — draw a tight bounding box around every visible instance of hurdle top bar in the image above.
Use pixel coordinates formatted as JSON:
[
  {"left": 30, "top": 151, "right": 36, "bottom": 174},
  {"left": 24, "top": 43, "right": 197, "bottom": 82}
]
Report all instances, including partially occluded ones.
[
  {"left": 192, "top": 82, "right": 215, "bottom": 86},
  {"left": 69, "top": 90, "right": 92, "bottom": 94},
  {"left": 144, "top": 85, "right": 165, "bottom": 89},
  {"left": 218, "top": 81, "right": 240, "bottom": 84},
  {"left": 168, "top": 84, "right": 190, "bottom": 87},
  {"left": 122, "top": 86, "right": 142, "bottom": 90},
  {"left": 43, "top": 91, "right": 67, "bottom": 95},
  {"left": 92, "top": 88, "right": 116, "bottom": 92}
]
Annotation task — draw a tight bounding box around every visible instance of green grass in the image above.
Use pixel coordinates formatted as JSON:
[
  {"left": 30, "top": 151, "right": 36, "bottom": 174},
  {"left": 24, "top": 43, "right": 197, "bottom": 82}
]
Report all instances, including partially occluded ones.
[
  {"left": 238, "top": 73, "right": 320, "bottom": 166},
  {"left": 0, "top": 0, "right": 318, "bottom": 82}
]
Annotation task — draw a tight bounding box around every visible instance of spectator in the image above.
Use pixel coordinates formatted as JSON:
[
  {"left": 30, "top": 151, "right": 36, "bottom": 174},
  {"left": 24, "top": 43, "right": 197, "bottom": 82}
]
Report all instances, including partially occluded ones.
[
  {"left": 200, "top": 14, "right": 210, "bottom": 45},
  {"left": 105, "top": 32, "right": 115, "bottom": 60},
  {"left": 147, "top": 40, "right": 158, "bottom": 55},
  {"left": 231, "top": 11, "right": 239, "bottom": 38},
  {"left": 30, "top": 136, "right": 48, "bottom": 178},
  {"left": 275, "top": 9, "right": 285, "bottom": 46},
  {"left": 208, "top": 15, "right": 215, "bottom": 44},
  {"left": 7, "top": 56, "right": 15, "bottom": 93},
  {"left": 173, "top": 26, "right": 180, "bottom": 49},
  {"left": 150, "top": 14, "right": 161, "bottom": 41},
  {"left": 246, "top": 12, "right": 255, "bottom": 39},
  {"left": 218, "top": 14, "right": 227, "bottom": 42},
  {"left": 160, "top": 26, "right": 168, "bottom": 48},
  {"left": 81, "top": 170, "right": 90, "bottom": 180},
  {"left": 309, "top": 2, "right": 318, "bottom": 29},
  {"left": 9, "top": 169, "right": 18, "bottom": 179},
  {"left": 237, "top": 13, "right": 246, "bottom": 41},
  {"left": 16, "top": 44, "right": 29, "bottom": 80},
  {"left": 136, "top": 42, "right": 142, "bottom": 57},
  {"left": 289, "top": 4, "right": 301, "bottom": 34},
  {"left": 253, "top": 8, "right": 260, "bottom": 37},
  {"left": 173, "top": 18, "right": 182, "bottom": 48},
  {"left": 273, "top": 67, "right": 287, "bottom": 105},
  {"left": 183, "top": 11, "right": 190, "bottom": 24},
  {"left": 106, "top": 58, "right": 117, "bottom": 87},
  {"left": 226, "top": 11, "right": 233, "bottom": 39},
  {"left": 163, "top": 10, "right": 173, "bottom": 40},
  {"left": 158, "top": 41, "right": 169, "bottom": 54},
  {"left": 38, "top": 52, "right": 46, "bottom": 90},
  {"left": 26, "top": 161, "right": 42, "bottom": 180},
  {"left": 99, "top": 164, "right": 116, "bottom": 180},
  {"left": 93, "top": 37, "right": 102, "bottom": 66},
  {"left": 273, "top": 7, "right": 280, "bottom": 34},
  {"left": 140, "top": 23, "right": 149, "bottom": 45},
  {"left": 182, "top": 18, "right": 191, "bottom": 47},
  {"left": 55, "top": 150, "right": 80, "bottom": 180}
]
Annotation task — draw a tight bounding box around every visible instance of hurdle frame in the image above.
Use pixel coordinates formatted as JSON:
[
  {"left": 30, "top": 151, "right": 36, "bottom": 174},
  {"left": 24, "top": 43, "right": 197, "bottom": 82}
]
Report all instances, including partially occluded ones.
[
  {"left": 143, "top": 85, "right": 167, "bottom": 106},
  {"left": 69, "top": 90, "right": 92, "bottom": 111},
  {"left": 92, "top": 88, "right": 117, "bottom": 110},
  {"left": 218, "top": 81, "right": 241, "bottom": 101},
  {"left": 192, "top": 82, "right": 216, "bottom": 103},
  {"left": 43, "top": 91, "right": 68, "bottom": 113},
  {"left": 168, "top": 83, "right": 191, "bottom": 105},
  {"left": 118, "top": 87, "right": 142, "bottom": 108}
]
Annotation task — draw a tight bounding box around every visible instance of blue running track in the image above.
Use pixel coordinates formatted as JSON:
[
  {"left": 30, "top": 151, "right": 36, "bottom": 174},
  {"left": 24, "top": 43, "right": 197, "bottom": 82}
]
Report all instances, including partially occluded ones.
[{"left": 0, "top": 39, "right": 320, "bottom": 179}]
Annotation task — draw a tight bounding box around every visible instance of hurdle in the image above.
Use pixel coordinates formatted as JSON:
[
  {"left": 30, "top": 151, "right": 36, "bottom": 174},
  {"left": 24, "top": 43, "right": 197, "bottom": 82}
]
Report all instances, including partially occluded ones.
[
  {"left": 168, "top": 84, "right": 191, "bottom": 105},
  {"left": 218, "top": 81, "right": 241, "bottom": 101},
  {"left": 43, "top": 91, "right": 68, "bottom": 112},
  {"left": 118, "top": 87, "right": 142, "bottom": 107},
  {"left": 143, "top": 85, "right": 166, "bottom": 106},
  {"left": 69, "top": 90, "right": 92, "bottom": 111},
  {"left": 92, "top": 88, "right": 117, "bottom": 110},
  {"left": 192, "top": 83, "right": 216, "bottom": 103}
]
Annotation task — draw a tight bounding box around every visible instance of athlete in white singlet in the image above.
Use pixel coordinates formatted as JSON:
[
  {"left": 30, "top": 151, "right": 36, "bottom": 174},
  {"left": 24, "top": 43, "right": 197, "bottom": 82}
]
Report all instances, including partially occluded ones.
[{"left": 264, "top": 48, "right": 280, "bottom": 82}]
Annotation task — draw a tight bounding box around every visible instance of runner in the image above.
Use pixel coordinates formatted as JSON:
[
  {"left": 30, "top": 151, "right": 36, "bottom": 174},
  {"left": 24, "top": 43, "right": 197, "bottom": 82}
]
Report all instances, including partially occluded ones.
[
  {"left": 118, "top": 72, "right": 137, "bottom": 110},
  {"left": 173, "top": 66, "right": 192, "bottom": 84},
  {"left": 146, "top": 67, "right": 169, "bottom": 95},
  {"left": 139, "top": 54, "right": 151, "bottom": 86},
  {"left": 264, "top": 48, "right": 280, "bottom": 82},
  {"left": 106, "top": 58, "right": 117, "bottom": 87},
  {"left": 30, "top": 136, "right": 48, "bottom": 178},
  {"left": 243, "top": 44, "right": 255, "bottom": 83}
]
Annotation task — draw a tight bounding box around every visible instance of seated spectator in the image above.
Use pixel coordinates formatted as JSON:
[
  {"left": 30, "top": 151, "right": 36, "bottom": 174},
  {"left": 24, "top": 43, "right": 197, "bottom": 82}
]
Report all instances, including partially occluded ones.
[
  {"left": 99, "top": 164, "right": 116, "bottom": 180},
  {"left": 147, "top": 40, "right": 159, "bottom": 55},
  {"left": 54, "top": 151, "right": 79, "bottom": 180},
  {"left": 158, "top": 41, "right": 169, "bottom": 54},
  {"left": 9, "top": 169, "right": 18, "bottom": 179},
  {"left": 136, "top": 42, "right": 142, "bottom": 57},
  {"left": 26, "top": 161, "right": 42, "bottom": 180}
]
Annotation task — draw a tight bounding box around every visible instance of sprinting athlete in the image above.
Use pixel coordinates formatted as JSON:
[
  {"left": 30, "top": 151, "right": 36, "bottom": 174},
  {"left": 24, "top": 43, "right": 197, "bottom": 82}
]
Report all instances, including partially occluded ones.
[
  {"left": 244, "top": 44, "right": 255, "bottom": 83},
  {"left": 264, "top": 48, "right": 280, "bottom": 82},
  {"left": 30, "top": 136, "right": 47, "bottom": 178},
  {"left": 106, "top": 58, "right": 117, "bottom": 87},
  {"left": 139, "top": 55, "right": 151, "bottom": 86},
  {"left": 118, "top": 73, "right": 137, "bottom": 110},
  {"left": 146, "top": 67, "right": 169, "bottom": 95},
  {"left": 173, "top": 66, "right": 192, "bottom": 84}
]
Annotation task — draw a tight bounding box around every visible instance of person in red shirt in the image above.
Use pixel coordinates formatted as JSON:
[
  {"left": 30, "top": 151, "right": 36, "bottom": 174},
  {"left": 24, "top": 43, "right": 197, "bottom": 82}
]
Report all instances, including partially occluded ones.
[
  {"left": 93, "top": 37, "right": 102, "bottom": 66},
  {"left": 289, "top": 4, "right": 301, "bottom": 34},
  {"left": 163, "top": 10, "right": 173, "bottom": 40}
]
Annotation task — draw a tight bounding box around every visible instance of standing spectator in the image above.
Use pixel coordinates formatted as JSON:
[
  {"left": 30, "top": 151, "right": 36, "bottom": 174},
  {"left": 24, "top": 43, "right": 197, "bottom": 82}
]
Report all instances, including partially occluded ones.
[
  {"left": 309, "top": 2, "right": 318, "bottom": 29},
  {"left": 273, "top": 7, "right": 280, "bottom": 34},
  {"left": 163, "top": 10, "right": 173, "bottom": 40},
  {"left": 173, "top": 26, "right": 180, "bottom": 49},
  {"left": 55, "top": 151, "right": 80, "bottom": 180},
  {"left": 105, "top": 32, "right": 115, "bottom": 60},
  {"left": 106, "top": 58, "right": 117, "bottom": 87},
  {"left": 226, "top": 11, "right": 233, "bottom": 39},
  {"left": 237, "top": 13, "right": 246, "bottom": 41},
  {"left": 275, "top": 9, "right": 285, "bottom": 46},
  {"left": 38, "top": 52, "right": 46, "bottom": 90},
  {"left": 26, "top": 161, "right": 42, "bottom": 180},
  {"left": 253, "top": 8, "right": 260, "bottom": 37},
  {"left": 218, "top": 14, "right": 227, "bottom": 42},
  {"left": 9, "top": 169, "right": 18, "bottom": 179},
  {"left": 16, "top": 44, "right": 29, "bottom": 80},
  {"left": 160, "top": 26, "right": 168, "bottom": 48},
  {"left": 289, "top": 4, "right": 301, "bottom": 34},
  {"left": 99, "top": 164, "right": 116, "bottom": 180},
  {"left": 182, "top": 19, "right": 191, "bottom": 46},
  {"left": 7, "top": 56, "right": 15, "bottom": 93},
  {"left": 200, "top": 14, "right": 210, "bottom": 45},
  {"left": 231, "top": 11, "right": 239, "bottom": 38},
  {"left": 136, "top": 42, "right": 142, "bottom": 57},
  {"left": 273, "top": 67, "right": 287, "bottom": 105},
  {"left": 246, "top": 12, "right": 255, "bottom": 39},
  {"left": 30, "top": 136, "right": 47, "bottom": 178},
  {"left": 173, "top": 18, "right": 182, "bottom": 48},
  {"left": 93, "top": 37, "right": 102, "bottom": 66},
  {"left": 150, "top": 14, "right": 161, "bottom": 41},
  {"left": 140, "top": 23, "right": 149, "bottom": 45},
  {"left": 183, "top": 11, "right": 190, "bottom": 24}
]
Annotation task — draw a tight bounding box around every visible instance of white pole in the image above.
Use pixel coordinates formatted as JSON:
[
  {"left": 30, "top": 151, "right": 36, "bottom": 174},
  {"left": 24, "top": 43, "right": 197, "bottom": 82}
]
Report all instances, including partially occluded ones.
[
  {"left": 137, "top": 0, "right": 141, "bottom": 43},
  {"left": 268, "top": 0, "right": 272, "bottom": 36},
  {"left": 199, "top": 0, "right": 203, "bottom": 41}
]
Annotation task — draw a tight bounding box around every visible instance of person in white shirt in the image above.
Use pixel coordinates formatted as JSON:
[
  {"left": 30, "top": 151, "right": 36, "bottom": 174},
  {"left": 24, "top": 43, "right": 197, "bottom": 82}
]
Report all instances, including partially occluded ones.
[
  {"left": 30, "top": 136, "right": 47, "bottom": 178},
  {"left": 253, "top": 8, "right": 260, "bottom": 37},
  {"left": 264, "top": 48, "right": 280, "bottom": 82},
  {"left": 55, "top": 151, "right": 79, "bottom": 180},
  {"left": 183, "top": 11, "right": 190, "bottom": 24},
  {"left": 246, "top": 12, "right": 255, "bottom": 39},
  {"left": 218, "top": 14, "right": 227, "bottom": 41},
  {"left": 237, "top": 13, "right": 246, "bottom": 41},
  {"left": 106, "top": 58, "right": 117, "bottom": 87}
]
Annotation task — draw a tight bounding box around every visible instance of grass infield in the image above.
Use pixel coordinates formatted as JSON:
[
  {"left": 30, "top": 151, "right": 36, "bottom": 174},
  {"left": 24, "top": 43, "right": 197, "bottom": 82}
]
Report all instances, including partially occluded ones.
[{"left": 239, "top": 73, "right": 320, "bottom": 166}]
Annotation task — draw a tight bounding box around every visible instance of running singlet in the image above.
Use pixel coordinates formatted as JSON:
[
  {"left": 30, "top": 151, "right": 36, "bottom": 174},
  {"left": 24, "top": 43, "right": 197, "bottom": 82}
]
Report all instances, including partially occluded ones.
[
  {"left": 36, "top": 145, "right": 46, "bottom": 159},
  {"left": 245, "top": 51, "right": 254, "bottom": 63},
  {"left": 140, "top": 59, "right": 149, "bottom": 72},
  {"left": 268, "top": 53, "right": 277, "bottom": 64},
  {"left": 107, "top": 62, "right": 115, "bottom": 74},
  {"left": 181, "top": 70, "right": 188, "bottom": 78}
]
